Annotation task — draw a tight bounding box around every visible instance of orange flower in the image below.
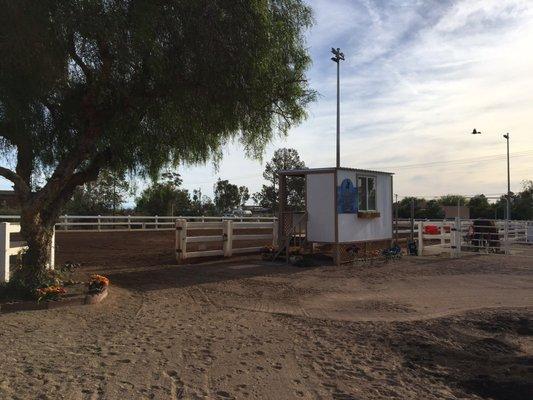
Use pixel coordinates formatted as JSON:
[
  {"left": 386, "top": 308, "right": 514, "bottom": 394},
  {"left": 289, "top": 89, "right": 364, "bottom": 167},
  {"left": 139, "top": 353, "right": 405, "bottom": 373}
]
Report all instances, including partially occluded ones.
[{"left": 90, "top": 274, "right": 110, "bottom": 286}]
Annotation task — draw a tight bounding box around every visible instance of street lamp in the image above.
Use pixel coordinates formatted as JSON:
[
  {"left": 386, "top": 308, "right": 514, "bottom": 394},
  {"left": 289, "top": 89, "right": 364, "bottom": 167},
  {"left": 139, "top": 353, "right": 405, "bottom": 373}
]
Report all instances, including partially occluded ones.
[
  {"left": 331, "top": 47, "right": 345, "bottom": 168},
  {"left": 470, "top": 129, "right": 511, "bottom": 220}
]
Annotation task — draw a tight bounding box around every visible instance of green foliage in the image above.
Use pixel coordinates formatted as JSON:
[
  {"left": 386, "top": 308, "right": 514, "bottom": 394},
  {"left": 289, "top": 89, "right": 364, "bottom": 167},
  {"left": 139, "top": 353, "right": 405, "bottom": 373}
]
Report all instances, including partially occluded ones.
[
  {"left": 213, "top": 179, "right": 249, "bottom": 213},
  {"left": 0, "top": 0, "right": 315, "bottom": 181},
  {"left": 135, "top": 173, "right": 191, "bottom": 216},
  {"left": 438, "top": 194, "right": 469, "bottom": 206},
  {"left": 396, "top": 183, "right": 532, "bottom": 220},
  {"left": 64, "top": 170, "right": 130, "bottom": 215},
  {"left": 395, "top": 197, "right": 444, "bottom": 219},
  {"left": 469, "top": 194, "right": 494, "bottom": 219},
  {"left": 495, "top": 180, "right": 533, "bottom": 220},
  {"left": 253, "top": 148, "right": 306, "bottom": 211}
]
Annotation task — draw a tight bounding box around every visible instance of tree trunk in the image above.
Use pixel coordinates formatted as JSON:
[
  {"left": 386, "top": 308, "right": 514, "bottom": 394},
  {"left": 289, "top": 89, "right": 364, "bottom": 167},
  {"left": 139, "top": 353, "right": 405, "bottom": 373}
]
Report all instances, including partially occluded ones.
[{"left": 17, "top": 206, "right": 56, "bottom": 290}]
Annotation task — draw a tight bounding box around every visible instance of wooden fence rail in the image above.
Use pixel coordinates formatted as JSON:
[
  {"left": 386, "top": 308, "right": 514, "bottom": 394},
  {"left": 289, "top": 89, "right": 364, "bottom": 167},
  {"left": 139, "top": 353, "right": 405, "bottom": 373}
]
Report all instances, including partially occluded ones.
[{"left": 175, "top": 219, "right": 277, "bottom": 263}]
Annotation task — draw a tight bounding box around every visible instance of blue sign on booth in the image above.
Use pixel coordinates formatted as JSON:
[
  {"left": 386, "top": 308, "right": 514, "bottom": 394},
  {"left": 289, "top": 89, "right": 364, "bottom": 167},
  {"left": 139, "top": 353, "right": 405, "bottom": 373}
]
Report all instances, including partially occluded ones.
[{"left": 337, "top": 178, "right": 358, "bottom": 214}]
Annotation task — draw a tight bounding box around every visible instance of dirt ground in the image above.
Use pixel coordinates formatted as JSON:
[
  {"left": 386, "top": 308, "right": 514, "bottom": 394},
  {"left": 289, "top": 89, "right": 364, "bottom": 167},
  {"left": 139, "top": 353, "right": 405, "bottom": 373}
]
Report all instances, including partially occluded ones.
[{"left": 0, "top": 231, "right": 532, "bottom": 400}]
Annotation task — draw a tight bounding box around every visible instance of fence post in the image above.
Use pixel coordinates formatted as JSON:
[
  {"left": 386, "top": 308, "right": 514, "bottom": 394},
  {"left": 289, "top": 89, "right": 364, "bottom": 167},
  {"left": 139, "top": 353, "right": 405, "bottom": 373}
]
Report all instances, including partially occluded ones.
[
  {"left": 450, "top": 217, "right": 461, "bottom": 258},
  {"left": 417, "top": 221, "right": 424, "bottom": 256},
  {"left": 504, "top": 219, "right": 510, "bottom": 255},
  {"left": 1, "top": 222, "right": 10, "bottom": 282},
  {"left": 441, "top": 219, "right": 446, "bottom": 248},
  {"left": 128, "top": 215, "right": 131, "bottom": 230},
  {"left": 272, "top": 220, "right": 278, "bottom": 248},
  {"left": 155, "top": 215, "right": 159, "bottom": 230},
  {"left": 48, "top": 226, "right": 55, "bottom": 271},
  {"left": 97, "top": 215, "right": 101, "bottom": 231},
  {"left": 175, "top": 219, "right": 188, "bottom": 263},
  {"left": 223, "top": 220, "right": 233, "bottom": 257},
  {"left": 64, "top": 215, "right": 69, "bottom": 231}
]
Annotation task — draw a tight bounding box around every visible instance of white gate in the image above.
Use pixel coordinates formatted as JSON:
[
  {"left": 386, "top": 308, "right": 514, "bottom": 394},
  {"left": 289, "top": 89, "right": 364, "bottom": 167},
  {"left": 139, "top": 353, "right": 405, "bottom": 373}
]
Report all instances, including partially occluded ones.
[{"left": 417, "top": 219, "right": 533, "bottom": 257}]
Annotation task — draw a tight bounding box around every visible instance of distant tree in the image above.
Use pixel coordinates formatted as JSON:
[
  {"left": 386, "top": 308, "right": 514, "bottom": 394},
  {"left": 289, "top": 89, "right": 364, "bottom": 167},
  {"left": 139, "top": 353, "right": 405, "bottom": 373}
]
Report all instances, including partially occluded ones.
[
  {"left": 510, "top": 180, "right": 533, "bottom": 220},
  {"left": 64, "top": 170, "right": 130, "bottom": 215},
  {"left": 238, "top": 186, "right": 250, "bottom": 206},
  {"left": 468, "top": 194, "right": 494, "bottom": 219},
  {"left": 438, "top": 195, "right": 469, "bottom": 206},
  {"left": 253, "top": 148, "right": 306, "bottom": 211},
  {"left": 200, "top": 196, "right": 217, "bottom": 216},
  {"left": 419, "top": 199, "right": 445, "bottom": 219},
  {"left": 0, "top": 1, "right": 314, "bottom": 292},
  {"left": 396, "top": 197, "right": 423, "bottom": 219},
  {"left": 214, "top": 179, "right": 241, "bottom": 213},
  {"left": 135, "top": 173, "right": 191, "bottom": 216},
  {"left": 189, "top": 189, "right": 217, "bottom": 216}
]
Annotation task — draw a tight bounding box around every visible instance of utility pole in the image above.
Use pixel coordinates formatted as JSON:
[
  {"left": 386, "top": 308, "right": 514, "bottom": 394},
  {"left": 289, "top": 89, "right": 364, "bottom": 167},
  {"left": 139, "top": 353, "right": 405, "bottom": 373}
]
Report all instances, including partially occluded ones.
[
  {"left": 331, "top": 47, "right": 345, "bottom": 168},
  {"left": 503, "top": 133, "right": 511, "bottom": 221},
  {"left": 471, "top": 129, "right": 512, "bottom": 221}
]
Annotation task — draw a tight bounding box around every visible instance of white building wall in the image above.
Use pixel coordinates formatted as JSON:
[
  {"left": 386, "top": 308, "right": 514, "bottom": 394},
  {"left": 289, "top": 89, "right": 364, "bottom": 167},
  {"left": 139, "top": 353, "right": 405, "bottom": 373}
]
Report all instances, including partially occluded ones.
[
  {"left": 306, "top": 173, "right": 335, "bottom": 242},
  {"left": 337, "top": 169, "right": 392, "bottom": 243}
]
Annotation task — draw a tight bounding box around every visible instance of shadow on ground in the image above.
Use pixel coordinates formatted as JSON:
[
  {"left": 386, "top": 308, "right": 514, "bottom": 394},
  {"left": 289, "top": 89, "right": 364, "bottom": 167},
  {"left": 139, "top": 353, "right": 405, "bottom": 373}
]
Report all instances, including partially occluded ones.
[
  {"left": 393, "top": 312, "right": 533, "bottom": 400},
  {"left": 105, "top": 260, "right": 324, "bottom": 292}
]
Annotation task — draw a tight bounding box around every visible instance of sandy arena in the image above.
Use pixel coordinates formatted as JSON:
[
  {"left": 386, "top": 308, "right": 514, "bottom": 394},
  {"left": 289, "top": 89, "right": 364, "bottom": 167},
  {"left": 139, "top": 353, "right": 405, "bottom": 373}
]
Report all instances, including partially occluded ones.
[{"left": 0, "top": 231, "right": 532, "bottom": 399}]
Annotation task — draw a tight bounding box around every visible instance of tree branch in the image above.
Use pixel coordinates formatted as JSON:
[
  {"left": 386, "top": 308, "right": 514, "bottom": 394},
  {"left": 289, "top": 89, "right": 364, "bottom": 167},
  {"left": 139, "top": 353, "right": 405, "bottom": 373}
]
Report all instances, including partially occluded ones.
[
  {"left": 68, "top": 33, "right": 92, "bottom": 81},
  {"left": 0, "top": 166, "right": 30, "bottom": 198}
]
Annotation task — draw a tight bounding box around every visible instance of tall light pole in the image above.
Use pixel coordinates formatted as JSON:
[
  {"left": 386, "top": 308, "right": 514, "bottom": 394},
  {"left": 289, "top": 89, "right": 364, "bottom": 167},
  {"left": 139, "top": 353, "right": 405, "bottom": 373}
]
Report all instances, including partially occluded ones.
[
  {"left": 470, "top": 129, "right": 511, "bottom": 220},
  {"left": 503, "top": 133, "right": 511, "bottom": 220},
  {"left": 331, "top": 47, "right": 345, "bottom": 168}
]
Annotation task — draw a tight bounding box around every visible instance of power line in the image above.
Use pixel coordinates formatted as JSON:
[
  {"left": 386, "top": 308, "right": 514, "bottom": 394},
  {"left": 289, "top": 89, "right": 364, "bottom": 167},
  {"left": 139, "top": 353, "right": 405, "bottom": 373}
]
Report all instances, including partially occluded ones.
[{"left": 374, "top": 150, "right": 533, "bottom": 171}]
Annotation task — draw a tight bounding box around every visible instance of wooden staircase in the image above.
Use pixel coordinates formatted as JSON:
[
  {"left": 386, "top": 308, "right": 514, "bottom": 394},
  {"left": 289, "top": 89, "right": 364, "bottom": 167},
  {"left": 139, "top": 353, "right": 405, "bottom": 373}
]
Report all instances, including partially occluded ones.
[{"left": 273, "top": 212, "right": 308, "bottom": 263}]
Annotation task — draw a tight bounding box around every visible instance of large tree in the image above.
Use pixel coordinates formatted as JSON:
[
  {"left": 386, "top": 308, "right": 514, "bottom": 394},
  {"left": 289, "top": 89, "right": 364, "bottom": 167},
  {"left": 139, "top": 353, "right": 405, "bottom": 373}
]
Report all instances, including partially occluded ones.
[
  {"left": 0, "top": 1, "right": 314, "bottom": 291},
  {"left": 253, "top": 148, "right": 306, "bottom": 211}
]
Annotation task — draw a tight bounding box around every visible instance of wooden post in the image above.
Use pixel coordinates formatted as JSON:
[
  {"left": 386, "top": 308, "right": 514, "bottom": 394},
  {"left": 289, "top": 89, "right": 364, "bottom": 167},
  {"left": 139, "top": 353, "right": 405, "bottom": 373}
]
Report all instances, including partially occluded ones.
[
  {"left": 278, "top": 173, "right": 286, "bottom": 249},
  {"left": 417, "top": 221, "right": 424, "bottom": 256},
  {"left": 64, "top": 214, "right": 69, "bottom": 231},
  {"left": 272, "top": 220, "right": 278, "bottom": 248},
  {"left": 441, "top": 219, "right": 446, "bottom": 248},
  {"left": 128, "top": 215, "right": 131, "bottom": 230},
  {"left": 223, "top": 220, "right": 233, "bottom": 257},
  {"left": 0, "top": 222, "right": 10, "bottom": 283},
  {"left": 48, "top": 226, "right": 55, "bottom": 270},
  {"left": 175, "top": 219, "right": 188, "bottom": 263},
  {"left": 97, "top": 215, "right": 101, "bottom": 231},
  {"left": 155, "top": 215, "right": 159, "bottom": 230}
]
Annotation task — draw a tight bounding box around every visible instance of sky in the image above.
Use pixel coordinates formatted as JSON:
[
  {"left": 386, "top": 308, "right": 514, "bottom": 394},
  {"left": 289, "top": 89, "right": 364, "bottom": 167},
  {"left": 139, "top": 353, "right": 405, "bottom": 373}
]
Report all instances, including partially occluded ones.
[
  {"left": 178, "top": 0, "right": 533, "bottom": 201},
  {"left": 2, "top": 0, "right": 533, "bottom": 202}
]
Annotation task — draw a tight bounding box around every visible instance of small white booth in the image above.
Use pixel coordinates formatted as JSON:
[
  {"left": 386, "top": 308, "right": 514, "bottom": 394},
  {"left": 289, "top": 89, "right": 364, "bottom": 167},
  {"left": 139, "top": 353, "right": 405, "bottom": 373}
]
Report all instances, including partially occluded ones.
[{"left": 278, "top": 167, "right": 393, "bottom": 263}]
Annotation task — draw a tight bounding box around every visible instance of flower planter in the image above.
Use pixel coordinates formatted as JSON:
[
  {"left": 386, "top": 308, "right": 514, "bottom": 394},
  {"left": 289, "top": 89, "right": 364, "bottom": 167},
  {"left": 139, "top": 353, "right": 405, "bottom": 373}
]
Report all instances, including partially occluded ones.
[
  {"left": 357, "top": 211, "right": 380, "bottom": 219},
  {"left": 84, "top": 286, "right": 109, "bottom": 305}
]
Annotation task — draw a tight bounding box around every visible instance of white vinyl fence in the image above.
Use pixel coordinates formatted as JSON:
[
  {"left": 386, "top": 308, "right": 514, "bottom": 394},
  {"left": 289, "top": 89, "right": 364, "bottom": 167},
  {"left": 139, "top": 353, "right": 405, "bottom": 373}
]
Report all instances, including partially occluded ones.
[
  {"left": 0, "top": 222, "right": 55, "bottom": 283},
  {"left": 175, "top": 219, "right": 277, "bottom": 263},
  {"left": 416, "top": 219, "right": 533, "bottom": 257},
  {"left": 0, "top": 214, "right": 276, "bottom": 232}
]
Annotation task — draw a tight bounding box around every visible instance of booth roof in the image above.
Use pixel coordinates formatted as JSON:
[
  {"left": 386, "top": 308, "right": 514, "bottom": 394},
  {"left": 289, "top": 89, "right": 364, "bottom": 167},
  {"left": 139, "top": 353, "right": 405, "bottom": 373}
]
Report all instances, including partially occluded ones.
[{"left": 279, "top": 167, "right": 394, "bottom": 176}]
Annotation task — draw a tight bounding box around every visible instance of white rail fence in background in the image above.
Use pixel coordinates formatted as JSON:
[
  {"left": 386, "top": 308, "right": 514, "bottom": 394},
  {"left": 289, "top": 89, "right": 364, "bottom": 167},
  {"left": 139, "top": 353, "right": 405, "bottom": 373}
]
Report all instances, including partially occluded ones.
[
  {"left": 416, "top": 219, "right": 533, "bottom": 257},
  {"left": 175, "top": 219, "right": 277, "bottom": 263},
  {"left": 1, "top": 222, "right": 55, "bottom": 283},
  {"left": 0, "top": 214, "right": 276, "bottom": 232}
]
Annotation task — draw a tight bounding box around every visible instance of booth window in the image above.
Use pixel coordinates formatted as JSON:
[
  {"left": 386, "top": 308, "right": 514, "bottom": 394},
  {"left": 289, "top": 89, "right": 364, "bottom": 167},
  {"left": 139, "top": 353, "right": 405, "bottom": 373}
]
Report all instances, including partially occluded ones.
[{"left": 357, "top": 176, "right": 376, "bottom": 211}]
